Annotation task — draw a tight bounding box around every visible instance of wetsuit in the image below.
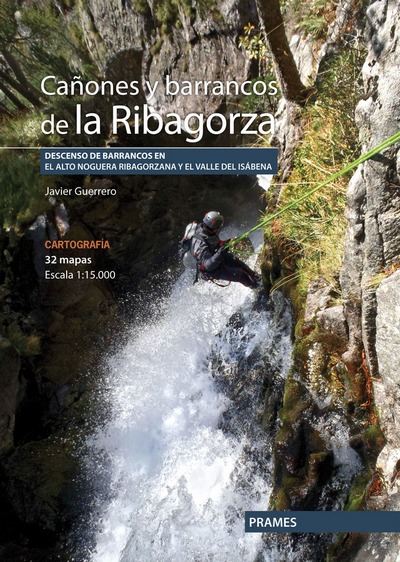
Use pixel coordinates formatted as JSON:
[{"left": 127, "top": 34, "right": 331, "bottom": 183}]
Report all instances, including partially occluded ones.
[{"left": 191, "top": 224, "right": 260, "bottom": 288}]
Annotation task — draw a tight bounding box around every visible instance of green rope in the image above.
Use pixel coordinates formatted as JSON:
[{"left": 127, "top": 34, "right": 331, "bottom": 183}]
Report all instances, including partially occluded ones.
[
  {"left": 227, "top": 130, "right": 400, "bottom": 249},
  {"left": 231, "top": 248, "right": 258, "bottom": 256}
]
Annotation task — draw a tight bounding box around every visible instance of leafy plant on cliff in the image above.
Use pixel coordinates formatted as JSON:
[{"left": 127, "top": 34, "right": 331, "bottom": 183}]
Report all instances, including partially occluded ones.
[
  {"left": 238, "top": 23, "right": 268, "bottom": 70},
  {"left": 238, "top": 24, "right": 281, "bottom": 114}
]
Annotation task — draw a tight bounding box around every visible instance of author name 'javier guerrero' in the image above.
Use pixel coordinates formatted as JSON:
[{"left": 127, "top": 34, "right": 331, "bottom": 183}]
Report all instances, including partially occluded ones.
[{"left": 45, "top": 186, "right": 117, "bottom": 197}]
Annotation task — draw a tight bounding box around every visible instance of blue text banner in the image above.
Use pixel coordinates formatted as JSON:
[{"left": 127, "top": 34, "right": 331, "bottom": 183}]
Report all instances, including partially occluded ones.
[
  {"left": 40, "top": 147, "right": 278, "bottom": 175},
  {"left": 245, "top": 511, "right": 400, "bottom": 533}
]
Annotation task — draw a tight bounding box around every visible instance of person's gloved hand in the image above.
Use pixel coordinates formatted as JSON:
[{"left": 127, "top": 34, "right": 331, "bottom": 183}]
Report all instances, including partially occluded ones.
[
  {"left": 221, "top": 238, "right": 232, "bottom": 246},
  {"left": 218, "top": 239, "right": 231, "bottom": 253}
]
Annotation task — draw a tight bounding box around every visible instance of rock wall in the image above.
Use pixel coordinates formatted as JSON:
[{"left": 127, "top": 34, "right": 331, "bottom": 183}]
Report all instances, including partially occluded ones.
[
  {"left": 263, "top": 1, "right": 400, "bottom": 558},
  {"left": 336, "top": 0, "right": 400, "bottom": 557},
  {"left": 340, "top": 0, "right": 400, "bottom": 459},
  {"left": 375, "top": 271, "right": 400, "bottom": 489},
  {"left": 79, "top": 0, "right": 254, "bottom": 117}
]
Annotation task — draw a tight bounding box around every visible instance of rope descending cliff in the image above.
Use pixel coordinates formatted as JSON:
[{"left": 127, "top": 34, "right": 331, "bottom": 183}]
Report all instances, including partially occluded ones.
[{"left": 228, "top": 130, "right": 400, "bottom": 249}]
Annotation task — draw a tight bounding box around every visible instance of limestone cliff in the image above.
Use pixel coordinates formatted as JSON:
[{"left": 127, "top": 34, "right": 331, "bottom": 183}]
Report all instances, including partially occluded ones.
[
  {"left": 340, "top": 0, "right": 400, "bottom": 379},
  {"left": 79, "top": 0, "right": 254, "bottom": 117},
  {"left": 265, "top": 0, "right": 400, "bottom": 558},
  {"left": 339, "top": 0, "right": 400, "bottom": 556}
]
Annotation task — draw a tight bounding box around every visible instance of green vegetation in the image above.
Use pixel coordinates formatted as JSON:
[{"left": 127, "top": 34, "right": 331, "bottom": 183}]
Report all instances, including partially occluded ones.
[
  {"left": 153, "top": 0, "right": 195, "bottom": 35},
  {"left": 239, "top": 77, "right": 280, "bottom": 114},
  {"left": 132, "top": 0, "right": 150, "bottom": 16},
  {"left": 265, "top": 47, "right": 364, "bottom": 297},
  {"left": 151, "top": 0, "right": 221, "bottom": 37},
  {"left": 283, "top": 0, "right": 337, "bottom": 40},
  {"left": 273, "top": 486, "right": 291, "bottom": 510},
  {"left": 363, "top": 421, "right": 386, "bottom": 463},
  {"left": 345, "top": 472, "right": 370, "bottom": 511},
  {"left": 297, "top": 0, "right": 336, "bottom": 39},
  {"left": 0, "top": 1, "right": 96, "bottom": 229},
  {"left": 366, "top": 261, "right": 400, "bottom": 288},
  {"left": 280, "top": 375, "right": 308, "bottom": 425},
  {"left": 7, "top": 321, "right": 41, "bottom": 357},
  {"left": 238, "top": 23, "right": 268, "bottom": 66},
  {"left": 0, "top": 149, "right": 55, "bottom": 228},
  {"left": 0, "top": 108, "right": 72, "bottom": 147},
  {"left": 0, "top": 1, "right": 94, "bottom": 112},
  {"left": 238, "top": 23, "right": 280, "bottom": 114}
]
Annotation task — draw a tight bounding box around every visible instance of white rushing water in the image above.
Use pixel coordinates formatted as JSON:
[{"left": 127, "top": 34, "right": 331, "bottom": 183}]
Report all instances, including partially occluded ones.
[{"left": 87, "top": 265, "right": 293, "bottom": 562}]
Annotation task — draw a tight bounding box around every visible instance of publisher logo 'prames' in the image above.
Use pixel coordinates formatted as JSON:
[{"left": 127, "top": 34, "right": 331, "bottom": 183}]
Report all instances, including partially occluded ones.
[
  {"left": 245, "top": 511, "right": 400, "bottom": 533},
  {"left": 247, "top": 515, "right": 297, "bottom": 531}
]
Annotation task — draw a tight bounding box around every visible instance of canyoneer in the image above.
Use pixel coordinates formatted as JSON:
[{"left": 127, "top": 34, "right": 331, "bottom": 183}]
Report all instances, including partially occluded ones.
[{"left": 180, "top": 211, "right": 261, "bottom": 289}]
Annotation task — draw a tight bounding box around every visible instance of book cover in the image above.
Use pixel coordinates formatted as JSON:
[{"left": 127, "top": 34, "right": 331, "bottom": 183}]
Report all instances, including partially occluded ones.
[{"left": 0, "top": 1, "right": 399, "bottom": 561}]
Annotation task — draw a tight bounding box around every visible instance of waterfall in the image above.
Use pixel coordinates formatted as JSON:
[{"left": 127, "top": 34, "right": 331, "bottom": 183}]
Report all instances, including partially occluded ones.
[{"left": 84, "top": 261, "right": 293, "bottom": 562}]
